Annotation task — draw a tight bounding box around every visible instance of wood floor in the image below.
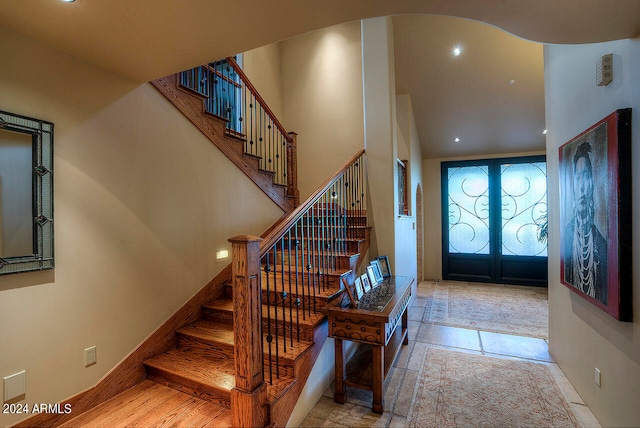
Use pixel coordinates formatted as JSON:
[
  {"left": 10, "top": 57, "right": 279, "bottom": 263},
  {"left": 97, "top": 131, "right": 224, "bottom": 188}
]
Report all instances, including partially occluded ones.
[{"left": 60, "top": 380, "right": 231, "bottom": 428}]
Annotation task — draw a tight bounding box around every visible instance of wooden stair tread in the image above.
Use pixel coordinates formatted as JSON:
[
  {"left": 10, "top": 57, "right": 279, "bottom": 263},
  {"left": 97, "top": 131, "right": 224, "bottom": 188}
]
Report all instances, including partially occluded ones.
[
  {"left": 203, "top": 298, "right": 327, "bottom": 327},
  {"left": 177, "top": 320, "right": 235, "bottom": 346},
  {"left": 178, "top": 320, "right": 314, "bottom": 361},
  {"left": 144, "top": 348, "right": 236, "bottom": 390},
  {"left": 60, "top": 380, "right": 231, "bottom": 428}
]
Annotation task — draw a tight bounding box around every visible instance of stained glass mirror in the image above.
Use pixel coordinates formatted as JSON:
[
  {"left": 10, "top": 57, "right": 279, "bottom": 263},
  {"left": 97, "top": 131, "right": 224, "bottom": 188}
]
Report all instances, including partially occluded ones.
[{"left": 0, "top": 110, "right": 54, "bottom": 275}]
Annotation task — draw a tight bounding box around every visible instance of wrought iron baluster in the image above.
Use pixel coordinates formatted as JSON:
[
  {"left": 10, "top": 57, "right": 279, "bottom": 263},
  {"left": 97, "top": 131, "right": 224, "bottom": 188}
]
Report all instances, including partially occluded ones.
[
  {"left": 293, "top": 225, "right": 301, "bottom": 342},
  {"left": 264, "top": 251, "right": 273, "bottom": 385},
  {"left": 279, "top": 237, "right": 287, "bottom": 354},
  {"left": 271, "top": 246, "right": 280, "bottom": 379}
]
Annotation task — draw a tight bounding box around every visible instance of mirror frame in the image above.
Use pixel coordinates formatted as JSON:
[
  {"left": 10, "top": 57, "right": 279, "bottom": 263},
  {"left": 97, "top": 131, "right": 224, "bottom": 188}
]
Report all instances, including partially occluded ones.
[{"left": 0, "top": 110, "right": 54, "bottom": 275}]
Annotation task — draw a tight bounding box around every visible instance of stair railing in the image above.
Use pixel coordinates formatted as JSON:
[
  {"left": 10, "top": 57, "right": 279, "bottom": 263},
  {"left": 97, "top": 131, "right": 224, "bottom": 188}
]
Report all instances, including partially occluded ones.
[
  {"left": 179, "top": 57, "right": 299, "bottom": 205},
  {"left": 229, "top": 149, "right": 366, "bottom": 424}
]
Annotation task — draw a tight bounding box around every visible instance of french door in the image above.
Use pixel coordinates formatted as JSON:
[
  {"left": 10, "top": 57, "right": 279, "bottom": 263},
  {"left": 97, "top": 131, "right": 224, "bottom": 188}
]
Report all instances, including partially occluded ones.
[{"left": 441, "top": 156, "right": 548, "bottom": 286}]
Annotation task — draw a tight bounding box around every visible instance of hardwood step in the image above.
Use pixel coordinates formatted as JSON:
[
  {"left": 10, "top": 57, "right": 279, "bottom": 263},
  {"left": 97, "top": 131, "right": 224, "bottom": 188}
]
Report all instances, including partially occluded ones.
[
  {"left": 201, "top": 298, "right": 324, "bottom": 341},
  {"left": 144, "top": 348, "right": 235, "bottom": 407},
  {"left": 220, "top": 268, "right": 345, "bottom": 308},
  {"left": 176, "top": 320, "right": 314, "bottom": 378},
  {"left": 60, "top": 380, "right": 231, "bottom": 428}
]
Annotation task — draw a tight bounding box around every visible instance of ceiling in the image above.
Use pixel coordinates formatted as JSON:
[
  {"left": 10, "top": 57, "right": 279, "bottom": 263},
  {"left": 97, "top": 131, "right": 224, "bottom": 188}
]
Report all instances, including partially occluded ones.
[
  {"left": 1, "top": 0, "right": 639, "bottom": 159},
  {"left": 393, "top": 15, "right": 545, "bottom": 158}
]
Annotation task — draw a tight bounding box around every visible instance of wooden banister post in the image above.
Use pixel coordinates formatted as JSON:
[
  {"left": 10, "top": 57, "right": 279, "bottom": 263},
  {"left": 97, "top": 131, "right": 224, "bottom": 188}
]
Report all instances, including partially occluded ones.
[
  {"left": 287, "top": 132, "right": 299, "bottom": 207},
  {"left": 228, "top": 235, "right": 267, "bottom": 428}
]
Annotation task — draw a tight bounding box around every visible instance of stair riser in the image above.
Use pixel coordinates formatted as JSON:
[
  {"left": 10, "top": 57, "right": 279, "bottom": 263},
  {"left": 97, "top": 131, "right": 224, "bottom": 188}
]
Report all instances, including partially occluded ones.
[
  {"left": 262, "top": 294, "right": 334, "bottom": 311},
  {"left": 263, "top": 319, "right": 315, "bottom": 343},
  {"left": 276, "top": 237, "right": 364, "bottom": 256},
  {"left": 262, "top": 273, "right": 344, "bottom": 292},
  {"left": 177, "top": 334, "right": 234, "bottom": 359},
  {"left": 203, "top": 309, "right": 234, "bottom": 325},
  {"left": 176, "top": 334, "right": 296, "bottom": 378},
  {"left": 290, "top": 222, "right": 349, "bottom": 231},
  {"left": 201, "top": 308, "right": 317, "bottom": 341},
  {"left": 270, "top": 253, "right": 356, "bottom": 272},
  {"left": 222, "top": 286, "right": 337, "bottom": 311},
  {"left": 224, "top": 276, "right": 343, "bottom": 302}
]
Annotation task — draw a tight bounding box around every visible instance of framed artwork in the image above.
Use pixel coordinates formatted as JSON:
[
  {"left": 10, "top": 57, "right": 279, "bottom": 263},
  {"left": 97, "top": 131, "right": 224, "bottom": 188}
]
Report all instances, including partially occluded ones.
[
  {"left": 377, "top": 255, "right": 391, "bottom": 278},
  {"left": 341, "top": 277, "right": 358, "bottom": 306},
  {"left": 559, "top": 109, "right": 632, "bottom": 321},
  {"left": 361, "top": 273, "right": 371, "bottom": 292},
  {"left": 354, "top": 276, "right": 364, "bottom": 300},
  {"left": 370, "top": 259, "right": 384, "bottom": 283},
  {"left": 367, "top": 265, "right": 379, "bottom": 287}
]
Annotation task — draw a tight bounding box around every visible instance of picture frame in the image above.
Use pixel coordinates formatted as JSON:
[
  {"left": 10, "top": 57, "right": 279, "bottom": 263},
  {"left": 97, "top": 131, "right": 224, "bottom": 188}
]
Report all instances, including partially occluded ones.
[
  {"left": 558, "top": 109, "right": 632, "bottom": 321},
  {"left": 354, "top": 276, "right": 364, "bottom": 300},
  {"left": 367, "top": 265, "right": 379, "bottom": 288},
  {"left": 370, "top": 259, "right": 384, "bottom": 283},
  {"left": 361, "top": 273, "right": 371, "bottom": 292},
  {"left": 377, "top": 255, "right": 391, "bottom": 278},
  {"left": 341, "top": 277, "right": 358, "bottom": 306}
]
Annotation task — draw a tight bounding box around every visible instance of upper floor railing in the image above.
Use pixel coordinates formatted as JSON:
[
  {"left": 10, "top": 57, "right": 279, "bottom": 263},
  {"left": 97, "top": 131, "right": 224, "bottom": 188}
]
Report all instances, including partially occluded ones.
[{"left": 179, "top": 57, "right": 296, "bottom": 198}]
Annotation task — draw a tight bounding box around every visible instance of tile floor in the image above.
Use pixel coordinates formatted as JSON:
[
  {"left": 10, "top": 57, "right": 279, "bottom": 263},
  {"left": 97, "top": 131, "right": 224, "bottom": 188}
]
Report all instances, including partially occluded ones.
[{"left": 300, "top": 282, "right": 601, "bottom": 427}]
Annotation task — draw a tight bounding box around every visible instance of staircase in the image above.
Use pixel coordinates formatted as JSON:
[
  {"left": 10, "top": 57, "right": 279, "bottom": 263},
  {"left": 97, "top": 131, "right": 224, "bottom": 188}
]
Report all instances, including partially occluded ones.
[
  {"left": 16, "top": 60, "right": 369, "bottom": 428},
  {"left": 56, "top": 198, "right": 370, "bottom": 427}
]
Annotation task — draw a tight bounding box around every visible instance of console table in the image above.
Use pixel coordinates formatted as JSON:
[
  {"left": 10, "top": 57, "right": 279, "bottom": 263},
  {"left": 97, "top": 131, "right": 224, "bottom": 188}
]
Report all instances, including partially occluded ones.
[{"left": 324, "top": 276, "right": 413, "bottom": 413}]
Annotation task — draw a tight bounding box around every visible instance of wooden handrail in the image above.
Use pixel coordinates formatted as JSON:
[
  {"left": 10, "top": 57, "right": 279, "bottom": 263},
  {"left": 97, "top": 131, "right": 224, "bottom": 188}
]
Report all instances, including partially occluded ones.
[
  {"left": 259, "top": 148, "right": 366, "bottom": 254},
  {"left": 227, "top": 56, "right": 292, "bottom": 143}
]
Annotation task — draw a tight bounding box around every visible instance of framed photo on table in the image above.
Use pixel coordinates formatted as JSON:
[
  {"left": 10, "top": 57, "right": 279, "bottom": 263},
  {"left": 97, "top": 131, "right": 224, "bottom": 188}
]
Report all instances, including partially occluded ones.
[
  {"left": 367, "top": 265, "right": 379, "bottom": 287},
  {"left": 370, "top": 260, "right": 384, "bottom": 283},
  {"left": 377, "top": 255, "right": 391, "bottom": 278},
  {"left": 361, "top": 273, "right": 371, "bottom": 292},
  {"left": 354, "top": 276, "right": 364, "bottom": 300}
]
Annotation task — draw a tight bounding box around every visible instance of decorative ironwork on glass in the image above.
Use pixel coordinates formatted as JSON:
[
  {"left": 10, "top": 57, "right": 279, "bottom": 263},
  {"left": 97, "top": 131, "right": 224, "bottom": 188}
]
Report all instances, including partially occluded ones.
[
  {"left": 500, "top": 162, "right": 548, "bottom": 256},
  {"left": 447, "top": 165, "right": 490, "bottom": 254}
]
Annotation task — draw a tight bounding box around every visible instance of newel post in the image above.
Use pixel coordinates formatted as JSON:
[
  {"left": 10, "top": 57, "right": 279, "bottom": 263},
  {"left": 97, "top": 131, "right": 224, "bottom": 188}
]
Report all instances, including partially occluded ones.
[
  {"left": 228, "top": 235, "right": 267, "bottom": 427},
  {"left": 286, "top": 131, "right": 299, "bottom": 207}
]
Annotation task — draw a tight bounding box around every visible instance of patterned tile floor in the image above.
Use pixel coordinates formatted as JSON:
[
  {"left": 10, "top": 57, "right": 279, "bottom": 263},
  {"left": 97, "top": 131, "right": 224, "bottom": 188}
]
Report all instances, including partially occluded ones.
[{"left": 300, "top": 281, "right": 601, "bottom": 427}]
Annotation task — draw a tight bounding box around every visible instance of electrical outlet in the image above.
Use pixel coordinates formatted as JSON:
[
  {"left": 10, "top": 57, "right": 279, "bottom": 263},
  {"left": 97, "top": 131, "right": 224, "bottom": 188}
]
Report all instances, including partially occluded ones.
[
  {"left": 85, "top": 346, "right": 97, "bottom": 367},
  {"left": 595, "top": 367, "right": 601, "bottom": 387}
]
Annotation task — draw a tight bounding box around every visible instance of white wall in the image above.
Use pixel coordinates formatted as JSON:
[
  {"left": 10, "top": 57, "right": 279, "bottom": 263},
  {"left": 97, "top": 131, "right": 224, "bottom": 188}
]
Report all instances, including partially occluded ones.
[
  {"left": 242, "top": 44, "right": 284, "bottom": 121},
  {"left": 395, "top": 94, "right": 422, "bottom": 285},
  {"left": 545, "top": 38, "right": 640, "bottom": 427},
  {"left": 0, "top": 25, "right": 283, "bottom": 427},
  {"left": 279, "top": 21, "right": 365, "bottom": 200}
]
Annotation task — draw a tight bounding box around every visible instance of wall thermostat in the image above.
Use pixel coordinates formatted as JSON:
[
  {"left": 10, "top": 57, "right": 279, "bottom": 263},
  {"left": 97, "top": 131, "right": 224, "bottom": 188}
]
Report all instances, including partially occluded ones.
[{"left": 596, "top": 54, "right": 613, "bottom": 86}]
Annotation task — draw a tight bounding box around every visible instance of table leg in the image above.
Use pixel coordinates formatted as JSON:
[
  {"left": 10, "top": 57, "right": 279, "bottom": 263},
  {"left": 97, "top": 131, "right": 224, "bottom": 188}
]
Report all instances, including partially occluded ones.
[
  {"left": 334, "top": 338, "right": 346, "bottom": 404},
  {"left": 402, "top": 305, "right": 409, "bottom": 345},
  {"left": 372, "top": 345, "right": 384, "bottom": 413}
]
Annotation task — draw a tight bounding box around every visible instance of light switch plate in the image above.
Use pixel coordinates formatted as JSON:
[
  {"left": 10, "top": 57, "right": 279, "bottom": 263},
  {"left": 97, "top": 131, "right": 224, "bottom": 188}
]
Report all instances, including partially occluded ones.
[
  {"left": 85, "top": 346, "right": 97, "bottom": 367},
  {"left": 3, "top": 370, "right": 26, "bottom": 402}
]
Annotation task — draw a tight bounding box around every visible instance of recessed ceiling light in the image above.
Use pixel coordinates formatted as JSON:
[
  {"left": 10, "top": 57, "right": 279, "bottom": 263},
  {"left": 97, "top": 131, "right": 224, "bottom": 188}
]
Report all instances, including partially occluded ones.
[
  {"left": 452, "top": 47, "right": 462, "bottom": 57},
  {"left": 542, "top": 129, "right": 548, "bottom": 135},
  {"left": 454, "top": 137, "right": 461, "bottom": 143},
  {"left": 509, "top": 79, "right": 516, "bottom": 85}
]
